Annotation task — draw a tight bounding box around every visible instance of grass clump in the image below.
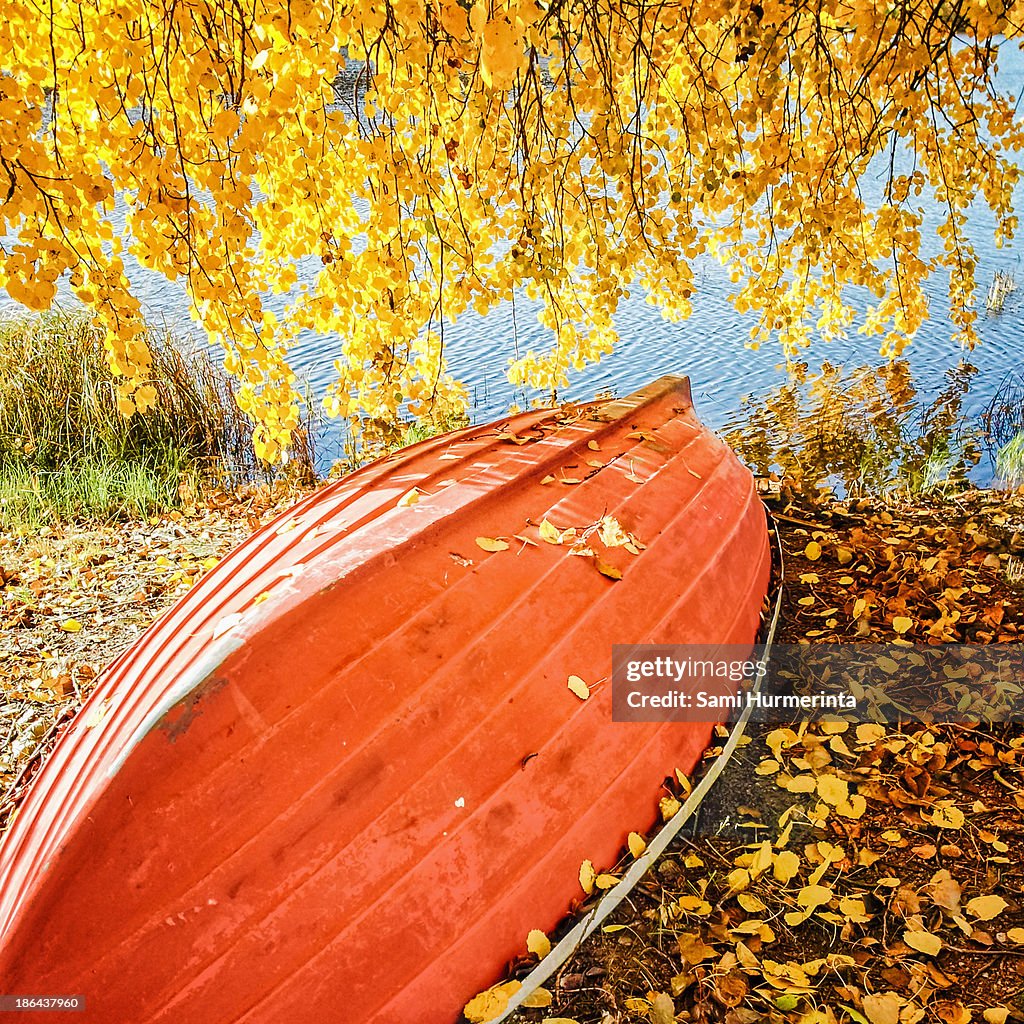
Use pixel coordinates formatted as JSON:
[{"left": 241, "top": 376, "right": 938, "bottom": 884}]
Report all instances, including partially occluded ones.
[
  {"left": 0, "top": 309, "right": 278, "bottom": 525},
  {"left": 996, "top": 432, "right": 1024, "bottom": 486}
]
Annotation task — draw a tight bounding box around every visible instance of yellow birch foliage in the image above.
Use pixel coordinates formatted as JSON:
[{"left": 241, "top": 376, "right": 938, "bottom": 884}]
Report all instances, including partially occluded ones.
[{"left": 2, "top": 1, "right": 1023, "bottom": 457}]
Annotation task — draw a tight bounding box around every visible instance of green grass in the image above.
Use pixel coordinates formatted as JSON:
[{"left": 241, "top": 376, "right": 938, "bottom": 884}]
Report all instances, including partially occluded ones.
[
  {"left": 0, "top": 458, "right": 195, "bottom": 527},
  {"left": 0, "top": 308, "right": 302, "bottom": 526},
  {"left": 996, "top": 432, "right": 1024, "bottom": 486}
]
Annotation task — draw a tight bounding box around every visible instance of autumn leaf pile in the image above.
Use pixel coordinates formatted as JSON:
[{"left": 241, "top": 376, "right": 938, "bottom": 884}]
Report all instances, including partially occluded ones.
[
  {"left": 784, "top": 496, "right": 1024, "bottom": 645},
  {"left": 493, "top": 491, "right": 1024, "bottom": 1024}
]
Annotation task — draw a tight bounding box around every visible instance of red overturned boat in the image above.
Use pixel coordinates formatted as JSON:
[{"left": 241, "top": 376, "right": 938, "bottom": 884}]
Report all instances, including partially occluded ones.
[{"left": 0, "top": 376, "right": 769, "bottom": 1023}]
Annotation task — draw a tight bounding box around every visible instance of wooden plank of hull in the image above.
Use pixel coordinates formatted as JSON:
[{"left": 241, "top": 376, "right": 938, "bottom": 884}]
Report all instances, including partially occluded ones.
[{"left": 0, "top": 376, "right": 770, "bottom": 1023}]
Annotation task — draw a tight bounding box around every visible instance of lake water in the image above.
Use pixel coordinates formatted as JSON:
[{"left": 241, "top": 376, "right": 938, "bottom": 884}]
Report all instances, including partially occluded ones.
[{"left": 5, "top": 48, "right": 1024, "bottom": 482}]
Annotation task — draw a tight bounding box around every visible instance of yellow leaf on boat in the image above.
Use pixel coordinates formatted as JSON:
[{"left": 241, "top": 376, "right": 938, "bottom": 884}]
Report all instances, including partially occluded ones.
[
  {"left": 567, "top": 675, "right": 590, "bottom": 700},
  {"left": 579, "top": 859, "right": 596, "bottom": 894},
  {"left": 475, "top": 536, "right": 509, "bottom": 552},
  {"left": 463, "top": 980, "right": 521, "bottom": 1023},
  {"left": 539, "top": 519, "right": 561, "bottom": 544}
]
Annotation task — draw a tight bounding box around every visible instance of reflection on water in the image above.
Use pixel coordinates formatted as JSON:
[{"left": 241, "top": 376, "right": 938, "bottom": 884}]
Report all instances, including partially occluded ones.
[{"left": 723, "top": 360, "right": 982, "bottom": 497}]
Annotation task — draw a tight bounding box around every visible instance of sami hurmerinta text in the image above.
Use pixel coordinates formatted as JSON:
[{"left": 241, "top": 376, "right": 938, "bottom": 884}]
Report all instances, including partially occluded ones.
[{"left": 625, "top": 690, "right": 857, "bottom": 710}]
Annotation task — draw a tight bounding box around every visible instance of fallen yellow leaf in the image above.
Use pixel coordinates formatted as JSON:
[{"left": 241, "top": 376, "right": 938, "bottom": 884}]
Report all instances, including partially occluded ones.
[
  {"left": 624, "top": 999, "right": 652, "bottom": 1014},
  {"left": 627, "top": 832, "right": 646, "bottom": 858},
  {"left": 862, "top": 991, "right": 904, "bottom": 1024},
  {"left": 930, "top": 805, "right": 965, "bottom": 829},
  {"left": 520, "top": 987, "right": 552, "bottom": 1008},
  {"left": 836, "top": 794, "right": 868, "bottom": 819},
  {"left": 677, "top": 932, "right": 717, "bottom": 964},
  {"left": 903, "top": 929, "right": 942, "bottom": 956},
  {"left": 773, "top": 850, "right": 800, "bottom": 884},
  {"left": 749, "top": 840, "right": 773, "bottom": 879},
  {"left": 966, "top": 894, "right": 1009, "bottom": 921},
  {"left": 785, "top": 775, "right": 817, "bottom": 794},
  {"left": 839, "top": 896, "right": 871, "bottom": 923},
  {"left": 726, "top": 867, "right": 751, "bottom": 894},
  {"left": 796, "top": 883, "right": 833, "bottom": 908},
  {"left": 59, "top": 619, "right": 83, "bottom": 632},
  {"left": 676, "top": 895, "right": 712, "bottom": 915},
  {"left": 816, "top": 774, "right": 849, "bottom": 806},
  {"left": 526, "top": 929, "right": 550, "bottom": 958},
  {"left": 856, "top": 723, "right": 887, "bottom": 743},
  {"left": 475, "top": 536, "right": 509, "bottom": 552},
  {"left": 804, "top": 540, "right": 822, "bottom": 561},
  {"left": 567, "top": 675, "right": 590, "bottom": 700},
  {"left": 659, "top": 795, "right": 681, "bottom": 820}
]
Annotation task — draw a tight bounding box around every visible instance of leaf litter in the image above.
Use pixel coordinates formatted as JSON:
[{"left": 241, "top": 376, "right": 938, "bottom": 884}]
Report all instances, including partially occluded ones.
[{"left": 0, "top": 483, "right": 312, "bottom": 830}]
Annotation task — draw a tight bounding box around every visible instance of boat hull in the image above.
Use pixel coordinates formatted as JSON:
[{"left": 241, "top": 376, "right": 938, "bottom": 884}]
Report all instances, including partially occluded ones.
[{"left": 0, "top": 376, "right": 770, "bottom": 1023}]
